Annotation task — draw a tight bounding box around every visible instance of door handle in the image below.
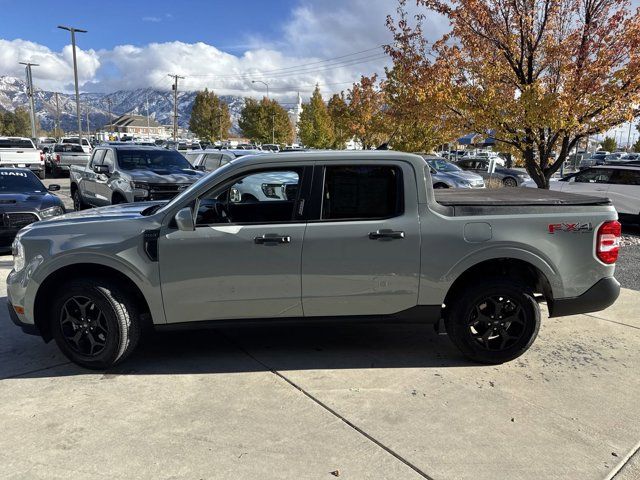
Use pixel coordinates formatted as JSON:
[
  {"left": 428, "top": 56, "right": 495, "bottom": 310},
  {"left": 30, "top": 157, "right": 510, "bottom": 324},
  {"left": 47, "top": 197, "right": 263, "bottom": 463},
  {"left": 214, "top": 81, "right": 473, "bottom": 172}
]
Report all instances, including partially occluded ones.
[
  {"left": 368, "top": 229, "right": 405, "bottom": 240},
  {"left": 254, "top": 234, "right": 291, "bottom": 245}
]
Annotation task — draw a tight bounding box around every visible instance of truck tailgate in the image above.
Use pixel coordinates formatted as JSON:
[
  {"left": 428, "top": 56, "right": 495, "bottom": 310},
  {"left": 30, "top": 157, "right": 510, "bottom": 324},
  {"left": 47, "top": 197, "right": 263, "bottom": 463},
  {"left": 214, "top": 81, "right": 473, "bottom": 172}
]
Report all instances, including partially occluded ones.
[{"left": 0, "top": 150, "right": 41, "bottom": 166}]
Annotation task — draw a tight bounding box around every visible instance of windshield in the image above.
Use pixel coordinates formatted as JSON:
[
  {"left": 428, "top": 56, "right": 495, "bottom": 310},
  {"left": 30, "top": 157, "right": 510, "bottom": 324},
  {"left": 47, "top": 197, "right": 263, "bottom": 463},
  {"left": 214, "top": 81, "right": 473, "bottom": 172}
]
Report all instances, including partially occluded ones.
[
  {"left": 427, "top": 159, "right": 462, "bottom": 172},
  {"left": 0, "top": 170, "right": 45, "bottom": 193},
  {"left": 117, "top": 149, "right": 194, "bottom": 172}
]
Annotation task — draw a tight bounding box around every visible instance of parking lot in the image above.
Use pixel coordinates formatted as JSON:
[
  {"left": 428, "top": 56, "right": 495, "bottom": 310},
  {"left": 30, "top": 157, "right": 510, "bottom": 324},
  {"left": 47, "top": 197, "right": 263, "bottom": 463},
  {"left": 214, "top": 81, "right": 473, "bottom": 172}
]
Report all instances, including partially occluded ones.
[{"left": 1, "top": 177, "right": 639, "bottom": 479}]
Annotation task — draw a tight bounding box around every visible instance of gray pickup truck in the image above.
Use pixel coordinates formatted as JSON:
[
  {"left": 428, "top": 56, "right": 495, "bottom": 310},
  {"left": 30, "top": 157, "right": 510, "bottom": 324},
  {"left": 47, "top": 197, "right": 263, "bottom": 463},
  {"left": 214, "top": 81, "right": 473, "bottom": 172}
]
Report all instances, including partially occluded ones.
[
  {"left": 8, "top": 151, "right": 620, "bottom": 369},
  {"left": 50, "top": 144, "right": 91, "bottom": 177},
  {"left": 70, "top": 145, "right": 204, "bottom": 210}
]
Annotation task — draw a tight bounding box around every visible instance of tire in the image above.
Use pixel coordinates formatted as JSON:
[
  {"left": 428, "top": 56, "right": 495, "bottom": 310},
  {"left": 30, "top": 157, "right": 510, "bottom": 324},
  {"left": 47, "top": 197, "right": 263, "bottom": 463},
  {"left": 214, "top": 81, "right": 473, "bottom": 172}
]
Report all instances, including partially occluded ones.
[
  {"left": 433, "top": 183, "right": 449, "bottom": 189},
  {"left": 445, "top": 278, "right": 540, "bottom": 364},
  {"left": 112, "top": 194, "right": 126, "bottom": 205},
  {"left": 502, "top": 177, "right": 518, "bottom": 187},
  {"left": 72, "top": 189, "right": 85, "bottom": 211},
  {"left": 37, "top": 170, "right": 46, "bottom": 180},
  {"left": 51, "top": 278, "right": 141, "bottom": 369}
]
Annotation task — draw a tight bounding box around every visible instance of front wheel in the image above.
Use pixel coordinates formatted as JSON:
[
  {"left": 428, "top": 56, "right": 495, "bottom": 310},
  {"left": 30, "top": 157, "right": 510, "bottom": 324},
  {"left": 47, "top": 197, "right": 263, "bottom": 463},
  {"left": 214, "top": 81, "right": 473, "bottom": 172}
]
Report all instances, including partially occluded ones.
[
  {"left": 502, "top": 177, "right": 518, "bottom": 187},
  {"left": 445, "top": 278, "right": 540, "bottom": 364},
  {"left": 72, "top": 190, "right": 85, "bottom": 211},
  {"left": 51, "top": 278, "right": 141, "bottom": 369}
]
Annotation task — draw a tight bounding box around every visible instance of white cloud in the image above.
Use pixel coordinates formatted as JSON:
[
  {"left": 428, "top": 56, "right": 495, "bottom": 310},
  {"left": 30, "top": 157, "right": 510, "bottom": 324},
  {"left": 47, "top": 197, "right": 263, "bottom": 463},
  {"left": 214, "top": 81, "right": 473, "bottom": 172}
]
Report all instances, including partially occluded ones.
[{"left": 1, "top": 0, "right": 434, "bottom": 101}]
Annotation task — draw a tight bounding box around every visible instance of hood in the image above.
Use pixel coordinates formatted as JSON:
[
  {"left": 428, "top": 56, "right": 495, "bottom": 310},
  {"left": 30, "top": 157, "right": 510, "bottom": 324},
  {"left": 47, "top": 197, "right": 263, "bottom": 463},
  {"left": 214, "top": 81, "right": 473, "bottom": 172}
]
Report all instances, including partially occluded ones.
[
  {"left": 33, "top": 201, "right": 165, "bottom": 226},
  {"left": 0, "top": 192, "right": 63, "bottom": 213},
  {"left": 445, "top": 170, "right": 484, "bottom": 182},
  {"left": 126, "top": 168, "right": 204, "bottom": 183}
]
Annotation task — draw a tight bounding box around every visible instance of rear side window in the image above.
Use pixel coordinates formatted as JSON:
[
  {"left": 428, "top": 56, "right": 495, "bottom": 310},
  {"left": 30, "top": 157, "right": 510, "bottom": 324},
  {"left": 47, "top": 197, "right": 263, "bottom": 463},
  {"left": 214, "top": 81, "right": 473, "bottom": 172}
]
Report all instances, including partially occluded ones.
[
  {"left": 575, "top": 169, "right": 614, "bottom": 183},
  {"left": 321, "top": 165, "right": 403, "bottom": 220},
  {"left": 204, "top": 153, "right": 222, "bottom": 170},
  {"left": 0, "top": 139, "right": 35, "bottom": 149},
  {"left": 610, "top": 169, "right": 640, "bottom": 186}
]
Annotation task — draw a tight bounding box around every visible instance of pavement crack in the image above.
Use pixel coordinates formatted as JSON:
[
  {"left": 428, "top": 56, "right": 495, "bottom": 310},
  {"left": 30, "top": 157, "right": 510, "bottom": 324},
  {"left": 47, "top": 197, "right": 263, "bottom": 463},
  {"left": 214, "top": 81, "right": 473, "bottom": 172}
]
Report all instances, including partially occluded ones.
[
  {"left": 584, "top": 314, "right": 640, "bottom": 330},
  {"left": 0, "top": 361, "right": 71, "bottom": 380},
  {"left": 219, "top": 330, "right": 436, "bottom": 480},
  {"left": 609, "top": 439, "right": 640, "bottom": 480}
]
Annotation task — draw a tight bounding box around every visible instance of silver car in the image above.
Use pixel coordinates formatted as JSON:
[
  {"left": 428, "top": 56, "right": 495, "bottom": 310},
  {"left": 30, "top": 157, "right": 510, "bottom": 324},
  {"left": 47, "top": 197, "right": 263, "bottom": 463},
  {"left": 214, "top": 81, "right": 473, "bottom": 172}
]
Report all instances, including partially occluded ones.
[{"left": 424, "top": 157, "right": 485, "bottom": 189}]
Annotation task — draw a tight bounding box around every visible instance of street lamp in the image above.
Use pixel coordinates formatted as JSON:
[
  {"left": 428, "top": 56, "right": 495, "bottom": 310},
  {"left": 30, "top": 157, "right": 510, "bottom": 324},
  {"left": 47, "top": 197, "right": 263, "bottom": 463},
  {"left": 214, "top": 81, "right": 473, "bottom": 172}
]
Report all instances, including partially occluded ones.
[
  {"left": 251, "top": 80, "right": 269, "bottom": 99},
  {"left": 58, "top": 25, "right": 87, "bottom": 143}
]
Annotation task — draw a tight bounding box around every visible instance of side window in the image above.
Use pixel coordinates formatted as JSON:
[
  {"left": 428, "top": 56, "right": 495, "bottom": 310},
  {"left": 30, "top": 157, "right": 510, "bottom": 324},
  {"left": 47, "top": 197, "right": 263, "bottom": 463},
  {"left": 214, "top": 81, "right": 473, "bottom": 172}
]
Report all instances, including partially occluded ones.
[
  {"left": 89, "top": 149, "right": 106, "bottom": 167},
  {"left": 102, "top": 150, "right": 115, "bottom": 171},
  {"left": 575, "top": 169, "right": 613, "bottom": 183},
  {"left": 204, "top": 154, "right": 222, "bottom": 171},
  {"left": 220, "top": 155, "right": 232, "bottom": 167},
  {"left": 610, "top": 169, "right": 640, "bottom": 186},
  {"left": 195, "top": 169, "right": 302, "bottom": 226},
  {"left": 321, "top": 165, "right": 403, "bottom": 221}
]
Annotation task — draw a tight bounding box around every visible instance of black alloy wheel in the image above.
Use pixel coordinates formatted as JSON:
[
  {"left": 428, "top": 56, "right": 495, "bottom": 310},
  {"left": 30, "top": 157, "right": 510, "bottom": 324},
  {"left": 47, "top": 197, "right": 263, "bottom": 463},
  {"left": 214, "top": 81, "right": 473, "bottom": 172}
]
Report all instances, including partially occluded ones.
[
  {"left": 467, "top": 295, "right": 527, "bottom": 351},
  {"left": 445, "top": 278, "right": 540, "bottom": 364},
  {"left": 59, "top": 296, "right": 109, "bottom": 356}
]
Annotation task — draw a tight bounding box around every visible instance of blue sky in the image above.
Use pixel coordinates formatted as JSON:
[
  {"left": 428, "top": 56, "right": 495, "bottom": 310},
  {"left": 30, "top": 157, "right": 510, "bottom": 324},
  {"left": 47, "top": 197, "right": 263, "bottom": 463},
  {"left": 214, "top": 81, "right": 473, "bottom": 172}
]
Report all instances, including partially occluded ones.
[{"left": 1, "top": 0, "right": 297, "bottom": 53}]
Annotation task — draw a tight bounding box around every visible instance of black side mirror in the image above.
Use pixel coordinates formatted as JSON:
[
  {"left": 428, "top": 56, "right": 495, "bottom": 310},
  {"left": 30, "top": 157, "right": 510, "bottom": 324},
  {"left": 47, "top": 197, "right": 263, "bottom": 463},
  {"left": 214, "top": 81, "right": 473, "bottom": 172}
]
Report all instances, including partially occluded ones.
[{"left": 48, "top": 184, "right": 61, "bottom": 192}]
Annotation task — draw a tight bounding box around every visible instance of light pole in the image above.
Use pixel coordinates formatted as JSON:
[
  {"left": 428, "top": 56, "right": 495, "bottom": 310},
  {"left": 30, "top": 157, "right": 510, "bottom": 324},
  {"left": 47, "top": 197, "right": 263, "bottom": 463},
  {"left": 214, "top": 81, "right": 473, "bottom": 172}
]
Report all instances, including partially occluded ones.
[
  {"left": 58, "top": 25, "right": 87, "bottom": 143},
  {"left": 19, "top": 62, "right": 39, "bottom": 138},
  {"left": 251, "top": 80, "right": 269, "bottom": 99}
]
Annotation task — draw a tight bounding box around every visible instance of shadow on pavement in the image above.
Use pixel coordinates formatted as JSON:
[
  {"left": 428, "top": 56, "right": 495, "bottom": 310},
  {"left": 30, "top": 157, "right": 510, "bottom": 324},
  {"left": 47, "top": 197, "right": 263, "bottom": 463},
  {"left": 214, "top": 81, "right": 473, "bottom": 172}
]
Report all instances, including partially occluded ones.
[{"left": 8, "top": 320, "right": 472, "bottom": 379}]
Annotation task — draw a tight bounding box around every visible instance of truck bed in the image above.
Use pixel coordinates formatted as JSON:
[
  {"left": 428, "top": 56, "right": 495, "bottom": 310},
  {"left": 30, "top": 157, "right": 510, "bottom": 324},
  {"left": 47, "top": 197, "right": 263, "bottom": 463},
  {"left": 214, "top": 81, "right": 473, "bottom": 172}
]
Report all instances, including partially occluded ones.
[{"left": 434, "top": 188, "right": 612, "bottom": 216}]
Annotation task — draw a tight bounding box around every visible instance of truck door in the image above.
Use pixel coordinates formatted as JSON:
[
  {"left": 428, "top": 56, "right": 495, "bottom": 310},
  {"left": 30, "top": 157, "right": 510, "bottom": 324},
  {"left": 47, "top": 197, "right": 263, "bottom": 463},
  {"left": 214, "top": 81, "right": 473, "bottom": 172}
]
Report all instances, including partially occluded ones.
[
  {"left": 158, "top": 165, "right": 311, "bottom": 324},
  {"left": 93, "top": 149, "right": 116, "bottom": 206},
  {"left": 81, "top": 149, "right": 105, "bottom": 206},
  {"left": 301, "top": 162, "right": 421, "bottom": 317}
]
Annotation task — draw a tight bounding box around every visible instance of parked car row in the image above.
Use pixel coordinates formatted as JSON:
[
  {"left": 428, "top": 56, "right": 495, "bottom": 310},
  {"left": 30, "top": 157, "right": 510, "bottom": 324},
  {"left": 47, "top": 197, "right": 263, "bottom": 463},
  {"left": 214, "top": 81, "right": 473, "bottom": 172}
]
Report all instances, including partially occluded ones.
[{"left": 522, "top": 164, "right": 640, "bottom": 222}]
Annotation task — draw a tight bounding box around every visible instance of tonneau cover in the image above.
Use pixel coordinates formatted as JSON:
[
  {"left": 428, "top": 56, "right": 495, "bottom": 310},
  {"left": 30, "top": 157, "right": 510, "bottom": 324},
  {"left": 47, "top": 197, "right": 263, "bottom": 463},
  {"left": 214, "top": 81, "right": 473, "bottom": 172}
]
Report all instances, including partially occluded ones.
[{"left": 434, "top": 188, "right": 612, "bottom": 206}]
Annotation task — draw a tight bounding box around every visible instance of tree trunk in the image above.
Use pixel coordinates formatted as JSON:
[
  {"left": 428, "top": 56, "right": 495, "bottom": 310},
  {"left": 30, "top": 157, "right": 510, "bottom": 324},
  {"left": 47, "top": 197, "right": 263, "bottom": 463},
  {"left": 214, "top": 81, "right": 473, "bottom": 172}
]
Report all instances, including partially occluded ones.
[{"left": 524, "top": 147, "right": 549, "bottom": 189}]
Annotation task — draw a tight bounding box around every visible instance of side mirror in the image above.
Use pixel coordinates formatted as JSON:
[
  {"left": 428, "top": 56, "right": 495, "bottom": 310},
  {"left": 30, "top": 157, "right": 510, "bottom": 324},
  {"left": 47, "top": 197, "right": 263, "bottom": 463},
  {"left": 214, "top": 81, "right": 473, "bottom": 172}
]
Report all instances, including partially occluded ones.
[
  {"left": 175, "top": 207, "right": 195, "bottom": 231},
  {"left": 48, "top": 184, "right": 61, "bottom": 192}
]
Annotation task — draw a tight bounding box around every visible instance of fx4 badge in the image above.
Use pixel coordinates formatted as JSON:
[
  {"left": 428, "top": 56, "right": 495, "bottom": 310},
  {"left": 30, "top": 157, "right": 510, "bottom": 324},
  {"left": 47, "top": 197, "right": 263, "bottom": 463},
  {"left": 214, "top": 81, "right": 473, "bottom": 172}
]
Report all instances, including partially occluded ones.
[{"left": 548, "top": 222, "right": 593, "bottom": 234}]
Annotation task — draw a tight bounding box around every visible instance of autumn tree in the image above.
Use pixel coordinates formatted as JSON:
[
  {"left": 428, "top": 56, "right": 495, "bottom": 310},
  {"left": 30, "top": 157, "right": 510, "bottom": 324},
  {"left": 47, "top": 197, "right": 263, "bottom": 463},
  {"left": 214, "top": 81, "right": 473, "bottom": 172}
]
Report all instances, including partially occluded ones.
[
  {"left": 346, "top": 75, "right": 388, "bottom": 149},
  {"left": 384, "top": 7, "right": 460, "bottom": 152},
  {"left": 298, "top": 86, "right": 334, "bottom": 148},
  {"left": 189, "top": 89, "right": 231, "bottom": 142},
  {"left": 239, "top": 97, "right": 293, "bottom": 145},
  {"left": 327, "top": 93, "right": 351, "bottom": 149},
  {"left": 600, "top": 136, "right": 618, "bottom": 152},
  {"left": 387, "top": 0, "right": 640, "bottom": 187}
]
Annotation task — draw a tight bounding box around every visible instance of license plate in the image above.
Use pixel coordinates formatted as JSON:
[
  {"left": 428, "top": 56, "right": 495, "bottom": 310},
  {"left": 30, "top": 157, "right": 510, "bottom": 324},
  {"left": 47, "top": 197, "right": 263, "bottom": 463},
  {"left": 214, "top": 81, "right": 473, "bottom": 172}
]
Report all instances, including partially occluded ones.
[{"left": 17, "top": 164, "right": 26, "bottom": 168}]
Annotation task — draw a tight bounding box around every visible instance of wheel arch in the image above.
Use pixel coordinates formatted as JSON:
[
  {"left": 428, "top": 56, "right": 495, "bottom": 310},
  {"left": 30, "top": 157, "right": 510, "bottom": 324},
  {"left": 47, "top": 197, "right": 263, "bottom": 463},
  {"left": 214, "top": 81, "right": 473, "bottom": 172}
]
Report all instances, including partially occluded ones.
[
  {"left": 33, "top": 263, "right": 153, "bottom": 342},
  {"left": 443, "top": 257, "right": 554, "bottom": 316},
  {"left": 111, "top": 190, "right": 128, "bottom": 204}
]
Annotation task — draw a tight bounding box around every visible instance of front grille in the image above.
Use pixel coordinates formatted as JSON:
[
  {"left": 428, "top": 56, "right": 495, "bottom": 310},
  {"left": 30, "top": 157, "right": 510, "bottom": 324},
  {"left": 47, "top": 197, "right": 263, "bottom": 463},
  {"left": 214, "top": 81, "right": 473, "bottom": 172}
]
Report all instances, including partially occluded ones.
[
  {"left": 146, "top": 183, "right": 191, "bottom": 201},
  {"left": 0, "top": 212, "right": 39, "bottom": 229}
]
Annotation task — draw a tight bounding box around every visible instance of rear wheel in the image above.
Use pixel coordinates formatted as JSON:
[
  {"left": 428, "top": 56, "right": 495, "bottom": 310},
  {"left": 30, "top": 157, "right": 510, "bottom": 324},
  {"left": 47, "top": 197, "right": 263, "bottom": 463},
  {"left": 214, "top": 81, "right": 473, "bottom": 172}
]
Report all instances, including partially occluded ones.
[
  {"left": 51, "top": 278, "right": 141, "bottom": 369},
  {"left": 433, "top": 183, "right": 449, "bottom": 189},
  {"left": 445, "top": 278, "right": 540, "bottom": 364},
  {"left": 502, "top": 177, "right": 518, "bottom": 187}
]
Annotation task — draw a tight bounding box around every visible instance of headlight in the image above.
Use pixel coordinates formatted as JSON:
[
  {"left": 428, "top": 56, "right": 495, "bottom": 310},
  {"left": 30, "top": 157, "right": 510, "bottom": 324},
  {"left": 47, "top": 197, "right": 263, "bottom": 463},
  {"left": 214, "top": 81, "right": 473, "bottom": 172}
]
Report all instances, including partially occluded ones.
[
  {"left": 12, "top": 238, "right": 25, "bottom": 272},
  {"left": 39, "top": 206, "right": 64, "bottom": 219},
  {"left": 130, "top": 181, "right": 149, "bottom": 197}
]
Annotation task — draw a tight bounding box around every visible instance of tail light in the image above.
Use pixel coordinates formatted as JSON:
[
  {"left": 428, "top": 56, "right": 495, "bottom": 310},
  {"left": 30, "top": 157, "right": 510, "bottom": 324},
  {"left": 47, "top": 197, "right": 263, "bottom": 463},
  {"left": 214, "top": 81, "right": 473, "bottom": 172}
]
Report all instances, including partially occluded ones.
[
  {"left": 39, "top": 151, "right": 45, "bottom": 161},
  {"left": 596, "top": 221, "right": 621, "bottom": 264},
  {"left": 55, "top": 154, "right": 61, "bottom": 163}
]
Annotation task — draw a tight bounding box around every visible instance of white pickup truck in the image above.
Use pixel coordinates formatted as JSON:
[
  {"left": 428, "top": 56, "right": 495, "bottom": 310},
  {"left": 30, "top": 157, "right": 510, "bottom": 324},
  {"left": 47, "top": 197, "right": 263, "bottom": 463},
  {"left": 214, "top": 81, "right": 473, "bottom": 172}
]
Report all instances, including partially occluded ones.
[{"left": 0, "top": 137, "right": 45, "bottom": 179}]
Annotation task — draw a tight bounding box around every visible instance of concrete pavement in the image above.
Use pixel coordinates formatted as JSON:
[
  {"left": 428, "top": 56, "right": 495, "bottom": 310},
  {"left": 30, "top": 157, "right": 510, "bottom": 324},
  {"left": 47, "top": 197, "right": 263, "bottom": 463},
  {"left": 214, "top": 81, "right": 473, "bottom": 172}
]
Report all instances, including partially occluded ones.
[{"left": 1, "top": 258, "right": 639, "bottom": 479}]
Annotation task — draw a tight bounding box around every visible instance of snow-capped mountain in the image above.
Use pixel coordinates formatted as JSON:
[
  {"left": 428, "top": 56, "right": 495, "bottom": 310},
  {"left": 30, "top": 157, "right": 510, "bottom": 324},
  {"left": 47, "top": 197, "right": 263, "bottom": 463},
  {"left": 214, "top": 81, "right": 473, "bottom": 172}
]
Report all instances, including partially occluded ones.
[{"left": 0, "top": 76, "right": 246, "bottom": 135}]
